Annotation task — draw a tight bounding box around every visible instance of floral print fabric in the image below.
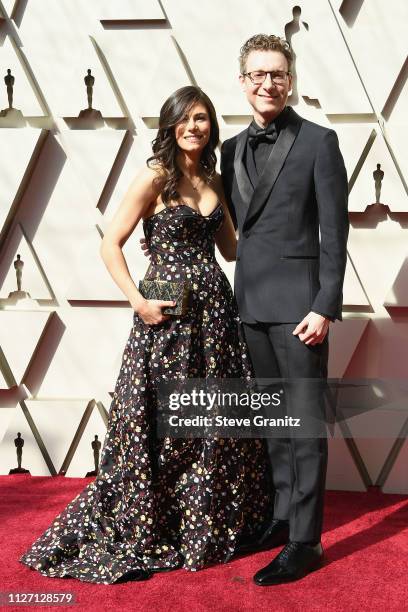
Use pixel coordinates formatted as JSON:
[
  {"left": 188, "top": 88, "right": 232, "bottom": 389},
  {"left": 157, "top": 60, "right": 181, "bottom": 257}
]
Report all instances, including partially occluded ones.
[{"left": 19, "top": 202, "right": 273, "bottom": 584}]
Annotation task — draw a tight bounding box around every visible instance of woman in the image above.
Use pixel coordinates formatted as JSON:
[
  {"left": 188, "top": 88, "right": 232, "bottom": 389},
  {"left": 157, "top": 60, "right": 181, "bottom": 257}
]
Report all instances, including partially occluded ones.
[{"left": 19, "top": 86, "right": 273, "bottom": 584}]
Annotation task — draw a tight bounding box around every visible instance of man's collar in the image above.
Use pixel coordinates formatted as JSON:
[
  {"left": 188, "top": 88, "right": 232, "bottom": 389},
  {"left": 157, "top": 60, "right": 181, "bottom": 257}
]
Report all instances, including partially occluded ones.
[{"left": 251, "top": 106, "right": 291, "bottom": 133}]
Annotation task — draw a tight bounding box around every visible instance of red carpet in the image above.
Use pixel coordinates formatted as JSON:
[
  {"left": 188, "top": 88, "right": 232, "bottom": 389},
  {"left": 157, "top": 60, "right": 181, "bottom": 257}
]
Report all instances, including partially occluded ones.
[{"left": 1, "top": 475, "right": 407, "bottom": 611}]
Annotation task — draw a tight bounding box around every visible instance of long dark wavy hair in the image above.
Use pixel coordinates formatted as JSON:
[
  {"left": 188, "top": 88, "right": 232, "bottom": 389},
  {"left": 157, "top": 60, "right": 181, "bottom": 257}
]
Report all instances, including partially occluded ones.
[{"left": 147, "top": 86, "right": 219, "bottom": 205}]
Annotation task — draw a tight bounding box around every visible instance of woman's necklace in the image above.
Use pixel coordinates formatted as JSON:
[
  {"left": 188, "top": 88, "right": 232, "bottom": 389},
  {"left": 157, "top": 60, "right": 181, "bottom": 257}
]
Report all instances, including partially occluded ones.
[{"left": 184, "top": 173, "right": 203, "bottom": 191}]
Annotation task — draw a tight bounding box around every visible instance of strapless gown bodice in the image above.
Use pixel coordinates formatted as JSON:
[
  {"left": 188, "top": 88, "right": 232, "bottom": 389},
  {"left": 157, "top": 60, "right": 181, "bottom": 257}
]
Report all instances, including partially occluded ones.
[{"left": 143, "top": 201, "right": 223, "bottom": 266}]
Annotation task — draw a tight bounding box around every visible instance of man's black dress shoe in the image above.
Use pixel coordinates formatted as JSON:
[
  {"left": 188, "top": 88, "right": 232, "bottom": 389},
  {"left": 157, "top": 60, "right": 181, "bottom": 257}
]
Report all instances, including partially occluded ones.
[
  {"left": 253, "top": 541, "right": 324, "bottom": 586},
  {"left": 234, "top": 519, "right": 289, "bottom": 556}
]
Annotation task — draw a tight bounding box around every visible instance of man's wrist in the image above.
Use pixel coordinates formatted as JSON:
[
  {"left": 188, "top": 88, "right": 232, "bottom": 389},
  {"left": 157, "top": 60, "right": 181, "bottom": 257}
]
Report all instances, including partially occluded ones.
[{"left": 312, "top": 310, "right": 334, "bottom": 322}]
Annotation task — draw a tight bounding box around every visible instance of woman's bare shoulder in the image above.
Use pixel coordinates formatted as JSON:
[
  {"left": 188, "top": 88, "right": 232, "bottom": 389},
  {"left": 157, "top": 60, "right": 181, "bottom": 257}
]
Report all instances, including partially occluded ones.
[
  {"left": 209, "top": 172, "right": 226, "bottom": 199},
  {"left": 209, "top": 171, "right": 223, "bottom": 192},
  {"left": 132, "top": 163, "right": 167, "bottom": 195}
]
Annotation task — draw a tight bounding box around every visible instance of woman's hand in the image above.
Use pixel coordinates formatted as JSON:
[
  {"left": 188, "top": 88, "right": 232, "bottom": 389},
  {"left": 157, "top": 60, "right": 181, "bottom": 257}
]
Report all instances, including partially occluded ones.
[{"left": 135, "top": 298, "right": 176, "bottom": 325}]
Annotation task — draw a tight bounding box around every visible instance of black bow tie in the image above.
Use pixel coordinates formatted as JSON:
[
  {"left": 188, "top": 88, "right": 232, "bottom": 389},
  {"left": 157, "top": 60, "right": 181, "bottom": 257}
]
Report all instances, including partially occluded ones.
[{"left": 248, "top": 122, "right": 278, "bottom": 149}]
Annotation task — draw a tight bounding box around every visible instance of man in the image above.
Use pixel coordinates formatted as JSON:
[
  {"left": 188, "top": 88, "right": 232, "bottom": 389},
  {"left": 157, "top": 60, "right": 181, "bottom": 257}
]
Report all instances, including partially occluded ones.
[{"left": 220, "top": 34, "right": 349, "bottom": 585}]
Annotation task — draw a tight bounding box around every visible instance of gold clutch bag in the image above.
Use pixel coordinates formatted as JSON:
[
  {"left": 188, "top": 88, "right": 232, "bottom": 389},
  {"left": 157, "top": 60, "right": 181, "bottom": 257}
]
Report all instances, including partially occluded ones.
[{"left": 138, "top": 279, "right": 191, "bottom": 315}]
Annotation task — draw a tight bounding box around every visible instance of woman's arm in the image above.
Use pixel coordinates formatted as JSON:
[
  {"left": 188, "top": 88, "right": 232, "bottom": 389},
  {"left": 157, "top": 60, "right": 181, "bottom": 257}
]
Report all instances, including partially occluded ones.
[
  {"left": 100, "top": 166, "right": 175, "bottom": 324},
  {"left": 212, "top": 173, "right": 237, "bottom": 262}
]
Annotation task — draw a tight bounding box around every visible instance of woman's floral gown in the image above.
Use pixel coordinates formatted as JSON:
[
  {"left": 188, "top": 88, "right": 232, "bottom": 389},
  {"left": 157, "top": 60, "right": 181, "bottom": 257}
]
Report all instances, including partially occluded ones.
[{"left": 19, "top": 201, "right": 273, "bottom": 584}]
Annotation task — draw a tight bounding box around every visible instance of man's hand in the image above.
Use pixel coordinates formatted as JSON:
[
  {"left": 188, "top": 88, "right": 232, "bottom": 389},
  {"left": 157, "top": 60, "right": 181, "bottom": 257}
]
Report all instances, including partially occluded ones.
[
  {"left": 292, "top": 312, "right": 330, "bottom": 345},
  {"left": 140, "top": 237, "right": 151, "bottom": 258}
]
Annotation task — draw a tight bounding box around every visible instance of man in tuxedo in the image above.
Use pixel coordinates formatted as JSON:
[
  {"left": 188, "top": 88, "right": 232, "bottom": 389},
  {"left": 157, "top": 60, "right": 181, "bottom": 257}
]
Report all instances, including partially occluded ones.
[{"left": 221, "top": 34, "right": 349, "bottom": 585}]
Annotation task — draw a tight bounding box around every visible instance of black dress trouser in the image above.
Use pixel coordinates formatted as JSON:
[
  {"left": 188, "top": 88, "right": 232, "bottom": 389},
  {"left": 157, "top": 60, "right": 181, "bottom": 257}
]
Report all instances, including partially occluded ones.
[{"left": 242, "top": 321, "right": 329, "bottom": 543}]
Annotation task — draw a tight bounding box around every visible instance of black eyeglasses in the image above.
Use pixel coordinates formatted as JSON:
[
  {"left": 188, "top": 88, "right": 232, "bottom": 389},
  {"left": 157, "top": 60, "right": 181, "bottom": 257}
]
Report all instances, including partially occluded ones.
[{"left": 242, "top": 70, "right": 291, "bottom": 85}]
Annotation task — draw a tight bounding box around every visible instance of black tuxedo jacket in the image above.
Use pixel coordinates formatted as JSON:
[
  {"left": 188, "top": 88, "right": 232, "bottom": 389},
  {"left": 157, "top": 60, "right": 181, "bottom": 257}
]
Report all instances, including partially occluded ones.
[{"left": 221, "top": 107, "right": 349, "bottom": 323}]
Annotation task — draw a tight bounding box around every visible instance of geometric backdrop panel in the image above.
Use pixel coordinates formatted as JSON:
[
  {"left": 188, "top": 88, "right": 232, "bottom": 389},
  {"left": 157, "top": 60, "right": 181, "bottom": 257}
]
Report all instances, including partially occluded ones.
[{"left": 1, "top": 1, "right": 407, "bottom": 493}]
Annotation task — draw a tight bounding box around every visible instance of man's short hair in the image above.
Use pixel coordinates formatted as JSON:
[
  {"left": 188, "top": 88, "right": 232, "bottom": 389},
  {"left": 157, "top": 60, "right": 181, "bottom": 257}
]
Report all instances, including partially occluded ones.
[{"left": 239, "top": 34, "right": 293, "bottom": 73}]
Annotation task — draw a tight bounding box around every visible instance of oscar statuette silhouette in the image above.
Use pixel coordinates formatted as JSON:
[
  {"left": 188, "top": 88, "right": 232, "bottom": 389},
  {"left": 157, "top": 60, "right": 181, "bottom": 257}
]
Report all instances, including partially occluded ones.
[
  {"left": 0, "top": 69, "right": 25, "bottom": 126},
  {"left": 77, "top": 69, "right": 104, "bottom": 127},
  {"left": 9, "top": 433, "right": 30, "bottom": 474},
  {"left": 85, "top": 435, "right": 101, "bottom": 477}
]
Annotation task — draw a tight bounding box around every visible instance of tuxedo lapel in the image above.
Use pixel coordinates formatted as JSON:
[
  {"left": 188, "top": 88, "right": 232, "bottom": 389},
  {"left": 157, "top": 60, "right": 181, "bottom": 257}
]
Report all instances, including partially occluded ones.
[
  {"left": 233, "top": 128, "right": 254, "bottom": 208},
  {"left": 243, "top": 108, "right": 303, "bottom": 231}
]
